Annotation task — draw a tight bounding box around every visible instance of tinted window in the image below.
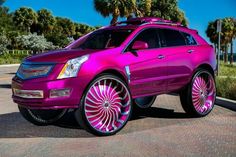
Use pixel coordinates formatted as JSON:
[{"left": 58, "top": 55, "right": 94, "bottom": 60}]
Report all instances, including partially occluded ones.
[
  {"left": 130, "top": 28, "right": 160, "bottom": 49},
  {"left": 160, "top": 29, "right": 186, "bottom": 47},
  {"left": 182, "top": 32, "right": 197, "bottom": 45},
  {"left": 71, "top": 29, "right": 133, "bottom": 50}
]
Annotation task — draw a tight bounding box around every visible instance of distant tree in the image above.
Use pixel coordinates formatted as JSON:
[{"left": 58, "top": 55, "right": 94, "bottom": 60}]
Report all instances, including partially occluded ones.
[
  {"left": 137, "top": 0, "right": 187, "bottom": 26},
  {"left": 13, "top": 7, "right": 37, "bottom": 32},
  {"left": 94, "top": 25, "right": 102, "bottom": 30},
  {"left": 55, "top": 17, "right": 75, "bottom": 37},
  {"left": 136, "top": 0, "right": 152, "bottom": 16},
  {"left": 0, "top": 6, "right": 15, "bottom": 34},
  {"left": 45, "top": 33, "right": 72, "bottom": 48},
  {"left": 206, "top": 17, "right": 236, "bottom": 64},
  {"left": 94, "top": 0, "right": 137, "bottom": 25},
  {"left": 6, "top": 30, "right": 21, "bottom": 49},
  {"left": 0, "top": 34, "right": 9, "bottom": 53},
  {"left": 222, "top": 18, "right": 236, "bottom": 64},
  {"left": 0, "top": 0, "right": 6, "bottom": 6},
  {"left": 37, "top": 9, "right": 55, "bottom": 34},
  {"left": 73, "top": 23, "right": 95, "bottom": 39},
  {"left": 206, "top": 21, "right": 218, "bottom": 46},
  {"left": 16, "top": 33, "right": 57, "bottom": 51}
]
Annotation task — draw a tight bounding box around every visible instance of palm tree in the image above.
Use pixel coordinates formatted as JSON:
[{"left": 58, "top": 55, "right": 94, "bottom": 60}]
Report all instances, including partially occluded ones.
[
  {"left": 94, "top": 0, "right": 137, "bottom": 25},
  {"left": 206, "top": 21, "right": 218, "bottom": 49},
  {"left": 206, "top": 18, "right": 236, "bottom": 64},
  {"left": 0, "top": 0, "right": 6, "bottom": 6},
  {"left": 37, "top": 9, "right": 55, "bottom": 35},
  {"left": 136, "top": 0, "right": 152, "bottom": 16},
  {"left": 221, "top": 18, "right": 235, "bottom": 64},
  {"left": 228, "top": 18, "right": 236, "bottom": 64},
  {"left": 13, "top": 7, "right": 38, "bottom": 32}
]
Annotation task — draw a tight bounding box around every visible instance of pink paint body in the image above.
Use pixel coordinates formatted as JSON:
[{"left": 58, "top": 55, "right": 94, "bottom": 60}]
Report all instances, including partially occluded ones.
[{"left": 12, "top": 18, "right": 216, "bottom": 110}]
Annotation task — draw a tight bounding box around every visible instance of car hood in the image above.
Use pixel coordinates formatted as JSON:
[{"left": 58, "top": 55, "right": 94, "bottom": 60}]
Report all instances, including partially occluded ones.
[{"left": 24, "top": 49, "right": 99, "bottom": 63}]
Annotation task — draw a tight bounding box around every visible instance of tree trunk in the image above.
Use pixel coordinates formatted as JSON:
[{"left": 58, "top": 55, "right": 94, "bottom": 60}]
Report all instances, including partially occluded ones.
[
  {"left": 224, "top": 46, "right": 226, "bottom": 63},
  {"left": 230, "top": 40, "right": 234, "bottom": 64},
  {"left": 226, "top": 44, "right": 228, "bottom": 63},
  {"left": 110, "top": 15, "right": 118, "bottom": 25},
  {"left": 224, "top": 45, "right": 229, "bottom": 63}
]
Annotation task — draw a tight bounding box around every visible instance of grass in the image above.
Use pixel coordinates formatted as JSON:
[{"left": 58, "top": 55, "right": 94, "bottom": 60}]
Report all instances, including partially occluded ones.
[
  {"left": 0, "top": 53, "right": 29, "bottom": 64},
  {"left": 216, "top": 62, "right": 236, "bottom": 100},
  {"left": 216, "top": 77, "right": 236, "bottom": 100},
  {"left": 218, "top": 62, "right": 236, "bottom": 77}
]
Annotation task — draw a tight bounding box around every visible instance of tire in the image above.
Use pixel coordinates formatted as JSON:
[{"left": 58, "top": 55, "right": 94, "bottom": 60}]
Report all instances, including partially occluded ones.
[
  {"left": 133, "top": 96, "right": 156, "bottom": 109},
  {"left": 180, "top": 69, "right": 216, "bottom": 117},
  {"left": 18, "top": 105, "right": 67, "bottom": 125},
  {"left": 75, "top": 74, "right": 132, "bottom": 136}
]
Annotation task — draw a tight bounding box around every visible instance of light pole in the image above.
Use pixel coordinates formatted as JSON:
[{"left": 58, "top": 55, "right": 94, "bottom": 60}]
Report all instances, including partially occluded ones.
[{"left": 217, "top": 20, "right": 222, "bottom": 76}]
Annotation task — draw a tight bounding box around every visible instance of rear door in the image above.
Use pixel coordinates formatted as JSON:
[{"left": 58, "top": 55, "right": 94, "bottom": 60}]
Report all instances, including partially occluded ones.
[{"left": 158, "top": 29, "right": 198, "bottom": 92}]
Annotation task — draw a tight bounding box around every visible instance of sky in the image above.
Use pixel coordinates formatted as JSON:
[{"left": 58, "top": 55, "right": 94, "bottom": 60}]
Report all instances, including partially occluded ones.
[{"left": 3, "top": 0, "right": 236, "bottom": 48}]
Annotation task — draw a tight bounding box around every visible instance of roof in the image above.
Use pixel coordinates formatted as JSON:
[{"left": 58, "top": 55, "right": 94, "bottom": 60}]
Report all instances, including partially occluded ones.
[
  {"left": 113, "top": 17, "right": 184, "bottom": 27},
  {"left": 102, "top": 17, "right": 198, "bottom": 34}
]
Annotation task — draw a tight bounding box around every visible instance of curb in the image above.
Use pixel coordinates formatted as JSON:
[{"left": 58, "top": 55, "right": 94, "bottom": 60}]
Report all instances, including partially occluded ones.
[
  {"left": 215, "top": 96, "right": 236, "bottom": 111},
  {"left": 0, "top": 64, "right": 20, "bottom": 68}
]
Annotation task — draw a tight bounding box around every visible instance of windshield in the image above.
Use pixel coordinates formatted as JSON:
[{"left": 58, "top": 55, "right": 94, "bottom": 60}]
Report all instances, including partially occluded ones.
[{"left": 70, "top": 29, "right": 133, "bottom": 50}]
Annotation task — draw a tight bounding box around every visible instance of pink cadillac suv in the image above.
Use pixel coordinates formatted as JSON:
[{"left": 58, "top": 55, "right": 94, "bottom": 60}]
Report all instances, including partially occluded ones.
[{"left": 12, "top": 17, "right": 216, "bottom": 136}]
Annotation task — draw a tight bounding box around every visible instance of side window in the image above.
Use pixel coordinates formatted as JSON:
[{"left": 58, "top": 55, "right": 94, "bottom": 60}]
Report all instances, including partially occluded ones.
[
  {"left": 129, "top": 28, "right": 160, "bottom": 50},
  {"left": 181, "top": 32, "right": 197, "bottom": 45},
  {"left": 160, "top": 29, "right": 186, "bottom": 47}
]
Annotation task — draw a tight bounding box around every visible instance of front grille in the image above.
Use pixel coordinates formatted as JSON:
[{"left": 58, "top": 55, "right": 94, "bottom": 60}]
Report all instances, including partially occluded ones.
[{"left": 16, "top": 62, "right": 54, "bottom": 80}]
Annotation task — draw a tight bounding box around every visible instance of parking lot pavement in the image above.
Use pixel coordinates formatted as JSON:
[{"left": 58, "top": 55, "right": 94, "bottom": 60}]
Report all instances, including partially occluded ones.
[{"left": 0, "top": 66, "right": 236, "bottom": 157}]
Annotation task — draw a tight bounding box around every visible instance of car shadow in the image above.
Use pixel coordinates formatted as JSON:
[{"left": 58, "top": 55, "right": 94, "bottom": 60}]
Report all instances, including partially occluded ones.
[
  {"left": 0, "top": 84, "right": 11, "bottom": 89},
  {"left": 6, "top": 72, "right": 16, "bottom": 75},
  {"left": 0, "top": 106, "right": 195, "bottom": 138},
  {"left": 131, "top": 107, "right": 194, "bottom": 120}
]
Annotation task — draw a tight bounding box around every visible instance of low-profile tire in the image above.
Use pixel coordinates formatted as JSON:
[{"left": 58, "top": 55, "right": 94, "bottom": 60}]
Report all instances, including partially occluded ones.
[
  {"left": 18, "top": 105, "right": 67, "bottom": 125},
  {"left": 180, "top": 69, "right": 216, "bottom": 117},
  {"left": 75, "top": 74, "right": 132, "bottom": 136},
  {"left": 133, "top": 96, "right": 156, "bottom": 110}
]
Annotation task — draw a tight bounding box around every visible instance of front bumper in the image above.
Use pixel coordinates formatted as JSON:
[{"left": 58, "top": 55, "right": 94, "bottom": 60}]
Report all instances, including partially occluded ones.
[{"left": 12, "top": 76, "right": 87, "bottom": 109}]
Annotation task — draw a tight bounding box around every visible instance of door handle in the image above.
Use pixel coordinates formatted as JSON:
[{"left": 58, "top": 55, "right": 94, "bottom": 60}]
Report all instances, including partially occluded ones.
[
  {"left": 158, "top": 55, "right": 165, "bottom": 59},
  {"left": 187, "top": 49, "right": 194, "bottom": 53}
]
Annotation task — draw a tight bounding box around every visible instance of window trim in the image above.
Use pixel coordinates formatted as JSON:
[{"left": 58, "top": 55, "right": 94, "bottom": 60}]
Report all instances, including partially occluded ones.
[
  {"left": 180, "top": 31, "right": 198, "bottom": 46},
  {"left": 122, "top": 27, "right": 199, "bottom": 53},
  {"left": 122, "top": 27, "right": 161, "bottom": 53}
]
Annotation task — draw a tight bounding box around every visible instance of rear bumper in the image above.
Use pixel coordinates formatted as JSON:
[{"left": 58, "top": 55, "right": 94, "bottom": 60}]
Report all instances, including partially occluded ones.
[{"left": 11, "top": 76, "right": 87, "bottom": 109}]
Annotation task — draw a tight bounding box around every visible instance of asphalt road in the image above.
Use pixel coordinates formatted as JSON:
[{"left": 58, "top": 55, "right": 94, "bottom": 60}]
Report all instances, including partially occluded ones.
[{"left": 0, "top": 65, "right": 236, "bottom": 157}]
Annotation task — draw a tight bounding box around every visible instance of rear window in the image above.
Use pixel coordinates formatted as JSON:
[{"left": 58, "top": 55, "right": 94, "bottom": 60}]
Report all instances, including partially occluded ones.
[
  {"left": 159, "top": 29, "right": 186, "bottom": 47},
  {"left": 181, "top": 32, "right": 197, "bottom": 45}
]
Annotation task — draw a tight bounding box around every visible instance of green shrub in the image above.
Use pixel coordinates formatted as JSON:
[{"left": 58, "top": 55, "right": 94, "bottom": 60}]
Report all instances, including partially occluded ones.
[
  {"left": 0, "top": 52, "right": 29, "bottom": 64},
  {"left": 216, "top": 77, "right": 236, "bottom": 100}
]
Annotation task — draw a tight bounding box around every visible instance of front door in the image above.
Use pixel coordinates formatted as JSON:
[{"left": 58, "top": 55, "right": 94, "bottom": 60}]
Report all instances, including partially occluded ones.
[{"left": 125, "top": 28, "right": 168, "bottom": 98}]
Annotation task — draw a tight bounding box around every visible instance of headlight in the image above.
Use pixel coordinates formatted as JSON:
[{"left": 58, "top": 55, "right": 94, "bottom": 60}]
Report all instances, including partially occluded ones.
[{"left": 57, "top": 55, "right": 89, "bottom": 79}]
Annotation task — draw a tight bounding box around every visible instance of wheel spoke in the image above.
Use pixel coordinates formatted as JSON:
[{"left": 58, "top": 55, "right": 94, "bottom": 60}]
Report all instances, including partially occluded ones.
[
  {"left": 84, "top": 77, "right": 131, "bottom": 133},
  {"left": 192, "top": 71, "right": 216, "bottom": 114}
]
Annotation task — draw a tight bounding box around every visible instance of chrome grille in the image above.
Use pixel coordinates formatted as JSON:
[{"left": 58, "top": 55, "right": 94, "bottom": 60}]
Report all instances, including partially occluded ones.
[{"left": 16, "top": 62, "right": 54, "bottom": 80}]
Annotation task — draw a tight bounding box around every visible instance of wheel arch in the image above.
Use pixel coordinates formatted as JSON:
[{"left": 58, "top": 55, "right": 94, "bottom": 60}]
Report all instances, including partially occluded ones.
[
  {"left": 97, "top": 69, "right": 128, "bottom": 84},
  {"left": 196, "top": 63, "right": 215, "bottom": 78}
]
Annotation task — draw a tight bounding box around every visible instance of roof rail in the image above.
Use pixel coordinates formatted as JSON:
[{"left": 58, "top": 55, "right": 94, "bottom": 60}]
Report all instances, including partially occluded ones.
[{"left": 112, "top": 17, "right": 185, "bottom": 27}]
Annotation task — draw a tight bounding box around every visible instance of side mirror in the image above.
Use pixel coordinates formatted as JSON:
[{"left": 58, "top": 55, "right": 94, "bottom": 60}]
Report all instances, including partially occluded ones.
[{"left": 132, "top": 41, "right": 149, "bottom": 50}]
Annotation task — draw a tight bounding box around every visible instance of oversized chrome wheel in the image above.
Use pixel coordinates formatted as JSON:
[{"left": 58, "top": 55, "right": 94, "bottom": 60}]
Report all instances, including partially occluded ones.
[
  {"left": 191, "top": 71, "right": 216, "bottom": 115},
  {"left": 18, "top": 106, "right": 67, "bottom": 125},
  {"left": 75, "top": 74, "right": 132, "bottom": 136},
  {"left": 180, "top": 69, "right": 216, "bottom": 117}
]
